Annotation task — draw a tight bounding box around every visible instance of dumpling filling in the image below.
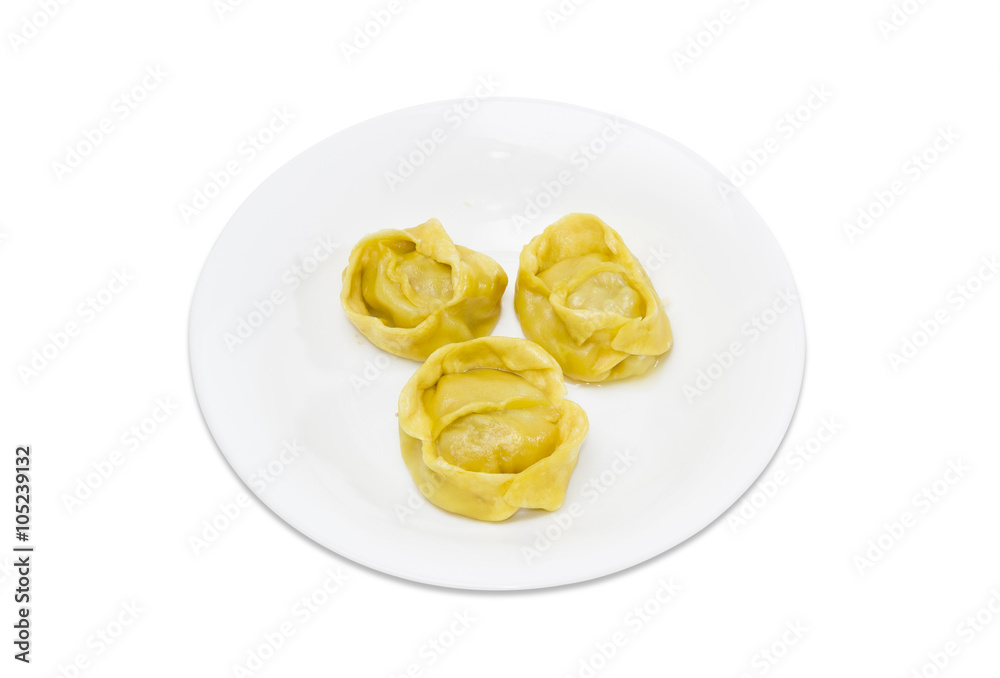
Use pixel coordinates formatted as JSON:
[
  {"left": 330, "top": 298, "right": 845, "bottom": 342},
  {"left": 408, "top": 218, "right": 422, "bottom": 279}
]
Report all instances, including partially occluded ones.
[{"left": 427, "top": 369, "right": 561, "bottom": 474}]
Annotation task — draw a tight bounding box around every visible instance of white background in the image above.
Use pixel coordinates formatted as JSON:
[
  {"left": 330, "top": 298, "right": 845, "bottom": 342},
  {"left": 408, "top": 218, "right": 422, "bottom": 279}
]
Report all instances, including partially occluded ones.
[{"left": 2, "top": 0, "right": 999, "bottom": 676}]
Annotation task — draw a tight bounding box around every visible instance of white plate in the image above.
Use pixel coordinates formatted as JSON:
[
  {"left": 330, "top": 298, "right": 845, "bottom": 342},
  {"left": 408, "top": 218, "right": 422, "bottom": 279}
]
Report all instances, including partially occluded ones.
[{"left": 189, "top": 98, "right": 805, "bottom": 590}]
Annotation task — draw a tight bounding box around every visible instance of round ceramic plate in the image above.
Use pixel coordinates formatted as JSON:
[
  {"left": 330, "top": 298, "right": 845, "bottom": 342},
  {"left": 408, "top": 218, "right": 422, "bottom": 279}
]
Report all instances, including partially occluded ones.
[{"left": 189, "top": 98, "right": 805, "bottom": 590}]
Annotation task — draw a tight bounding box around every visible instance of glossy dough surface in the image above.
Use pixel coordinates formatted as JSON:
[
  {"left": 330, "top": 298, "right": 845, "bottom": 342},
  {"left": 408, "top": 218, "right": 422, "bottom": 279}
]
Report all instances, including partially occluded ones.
[
  {"left": 515, "top": 213, "right": 672, "bottom": 381},
  {"left": 398, "top": 337, "right": 589, "bottom": 521},
  {"left": 341, "top": 219, "right": 507, "bottom": 361}
]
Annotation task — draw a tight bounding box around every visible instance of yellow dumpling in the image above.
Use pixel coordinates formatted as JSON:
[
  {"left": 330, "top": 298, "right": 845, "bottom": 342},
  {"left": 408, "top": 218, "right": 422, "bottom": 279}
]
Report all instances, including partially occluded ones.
[
  {"left": 515, "top": 213, "right": 672, "bottom": 382},
  {"left": 341, "top": 219, "right": 507, "bottom": 361},
  {"left": 398, "top": 337, "right": 588, "bottom": 521}
]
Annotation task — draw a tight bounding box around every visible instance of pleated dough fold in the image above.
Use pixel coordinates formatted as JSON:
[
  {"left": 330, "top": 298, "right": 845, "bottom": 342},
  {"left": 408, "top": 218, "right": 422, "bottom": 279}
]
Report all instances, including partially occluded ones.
[
  {"left": 515, "top": 213, "right": 672, "bottom": 382},
  {"left": 341, "top": 219, "right": 507, "bottom": 361},
  {"left": 398, "top": 337, "right": 589, "bottom": 521}
]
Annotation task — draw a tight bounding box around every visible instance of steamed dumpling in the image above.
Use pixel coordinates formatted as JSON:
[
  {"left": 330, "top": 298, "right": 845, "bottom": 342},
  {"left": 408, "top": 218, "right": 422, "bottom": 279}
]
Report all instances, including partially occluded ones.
[
  {"left": 341, "top": 219, "right": 507, "bottom": 361},
  {"left": 515, "top": 213, "right": 672, "bottom": 381},
  {"left": 398, "top": 337, "right": 588, "bottom": 521}
]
